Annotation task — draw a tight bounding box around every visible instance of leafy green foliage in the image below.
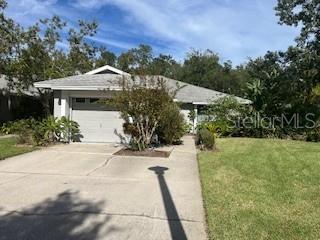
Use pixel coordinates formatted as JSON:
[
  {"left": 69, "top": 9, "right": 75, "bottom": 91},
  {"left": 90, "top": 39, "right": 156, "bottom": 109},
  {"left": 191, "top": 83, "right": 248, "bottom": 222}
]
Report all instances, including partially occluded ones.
[
  {"left": 276, "top": 0, "right": 320, "bottom": 48},
  {"left": 1, "top": 119, "right": 34, "bottom": 144},
  {"left": 0, "top": 0, "right": 22, "bottom": 74},
  {"left": 117, "top": 47, "right": 249, "bottom": 97},
  {"left": 59, "top": 116, "right": 80, "bottom": 142},
  {"left": 306, "top": 120, "right": 320, "bottom": 142},
  {"left": 177, "top": 50, "right": 249, "bottom": 97},
  {"left": 246, "top": 48, "right": 320, "bottom": 125},
  {"left": 118, "top": 44, "right": 153, "bottom": 74},
  {"left": 149, "top": 54, "right": 181, "bottom": 79},
  {"left": 197, "top": 128, "right": 216, "bottom": 150},
  {"left": 157, "top": 103, "right": 186, "bottom": 145},
  {"left": 1, "top": 116, "right": 79, "bottom": 146},
  {"left": 111, "top": 76, "right": 183, "bottom": 150},
  {"left": 201, "top": 94, "right": 320, "bottom": 141},
  {"left": 206, "top": 96, "right": 247, "bottom": 136},
  {"left": 39, "top": 115, "right": 61, "bottom": 143},
  {"left": 95, "top": 47, "right": 117, "bottom": 67},
  {"left": 196, "top": 122, "right": 217, "bottom": 150},
  {"left": 1, "top": 0, "right": 101, "bottom": 115},
  {"left": 68, "top": 19, "right": 98, "bottom": 73}
]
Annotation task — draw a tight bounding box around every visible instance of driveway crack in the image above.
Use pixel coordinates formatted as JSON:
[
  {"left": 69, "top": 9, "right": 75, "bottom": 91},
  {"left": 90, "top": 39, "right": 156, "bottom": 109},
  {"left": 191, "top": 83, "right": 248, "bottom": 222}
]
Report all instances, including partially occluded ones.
[
  {"left": 0, "top": 174, "right": 31, "bottom": 186},
  {"left": 0, "top": 209, "right": 202, "bottom": 223},
  {"left": 86, "top": 156, "right": 115, "bottom": 176}
]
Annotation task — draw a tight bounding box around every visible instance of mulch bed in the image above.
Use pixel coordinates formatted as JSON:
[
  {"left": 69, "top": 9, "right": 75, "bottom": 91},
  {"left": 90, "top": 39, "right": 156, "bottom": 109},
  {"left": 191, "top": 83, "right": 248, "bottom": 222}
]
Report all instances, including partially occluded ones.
[{"left": 114, "top": 148, "right": 171, "bottom": 158}]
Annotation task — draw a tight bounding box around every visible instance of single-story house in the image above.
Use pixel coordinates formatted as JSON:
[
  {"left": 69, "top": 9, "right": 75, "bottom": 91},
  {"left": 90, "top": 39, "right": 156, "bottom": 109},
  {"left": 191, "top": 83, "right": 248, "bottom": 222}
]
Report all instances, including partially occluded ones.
[
  {"left": 34, "top": 65, "right": 250, "bottom": 143},
  {"left": 0, "top": 75, "right": 43, "bottom": 123}
]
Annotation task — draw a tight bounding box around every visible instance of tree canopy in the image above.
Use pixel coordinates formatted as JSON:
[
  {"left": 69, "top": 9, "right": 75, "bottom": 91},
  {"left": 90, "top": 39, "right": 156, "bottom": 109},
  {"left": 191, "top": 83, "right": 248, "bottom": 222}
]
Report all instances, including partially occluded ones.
[{"left": 1, "top": 0, "right": 320, "bottom": 130}]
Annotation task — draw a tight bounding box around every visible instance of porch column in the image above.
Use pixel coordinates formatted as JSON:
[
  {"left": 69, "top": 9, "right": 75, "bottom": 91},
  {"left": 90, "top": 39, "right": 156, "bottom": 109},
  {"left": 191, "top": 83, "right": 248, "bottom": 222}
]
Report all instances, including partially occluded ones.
[
  {"left": 193, "top": 104, "right": 198, "bottom": 134},
  {"left": 60, "top": 91, "right": 69, "bottom": 118}
]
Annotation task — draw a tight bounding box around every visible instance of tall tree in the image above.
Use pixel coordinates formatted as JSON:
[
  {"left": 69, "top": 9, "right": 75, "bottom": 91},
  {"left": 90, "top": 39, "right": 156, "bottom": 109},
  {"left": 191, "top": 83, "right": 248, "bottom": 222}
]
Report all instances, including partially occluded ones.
[
  {"left": 242, "top": 0, "right": 320, "bottom": 119},
  {"left": 276, "top": 0, "right": 320, "bottom": 48},
  {"left": 0, "top": 0, "right": 22, "bottom": 75},
  {"left": 149, "top": 54, "right": 181, "bottom": 79},
  {"left": 274, "top": 0, "right": 320, "bottom": 117},
  {"left": 179, "top": 49, "right": 221, "bottom": 88},
  {"left": 245, "top": 52, "right": 285, "bottom": 113},
  {"left": 68, "top": 20, "right": 98, "bottom": 74},
  {"left": 118, "top": 44, "right": 153, "bottom": 74},
  {"left": 178, "top": 49, "right": 248, "bottom": 96},
  {"left": 95, "top": 47, "right": 117, "bottom": 67},
  {"left": 3, "top": 6, "right": 99, "bottom": 114},
  {"left": 117, "top": 51, "right": 134, "bottom": 73},
  {"left": 275, "top": 0, "right": 320, "bottom": 98},
  {"left": 8, "top": 16, "right": 68, "bottom": 114}
]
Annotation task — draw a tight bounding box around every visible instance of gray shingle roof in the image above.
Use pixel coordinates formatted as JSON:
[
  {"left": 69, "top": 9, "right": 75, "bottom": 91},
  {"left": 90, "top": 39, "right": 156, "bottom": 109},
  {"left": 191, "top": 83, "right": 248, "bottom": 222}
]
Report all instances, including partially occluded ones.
[
  {"left": 34, "top": 74, "right": 251, "bottom": 104},
  {"left": 163, "top": 77, "right": 250, "bottom": 104},
  {"left": 0, "top": 75, "right": 38, "bottom": 96},
  {"left": 34, "top": 74, "right": 122, "bottom": 90}
]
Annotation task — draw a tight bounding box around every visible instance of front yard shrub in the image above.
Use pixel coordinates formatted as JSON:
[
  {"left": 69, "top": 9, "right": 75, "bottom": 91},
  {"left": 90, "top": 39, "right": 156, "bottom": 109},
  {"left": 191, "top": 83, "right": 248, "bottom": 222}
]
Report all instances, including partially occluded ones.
[
  {"left": 40, "top": 116, "right": 61, "bottom": 143},
  {"left": 36, "top": 116, "right": 80, "bottom": 145},
  {"left": 182, "top": 121, "right": 193, "bottom": 136},
  {"left": 1, "top": 116, "right": 80, "bottom": 146},
  {"left": 202, "top": 96, "right": 320, "bottom": 142},
  {"left": 206, "top": 96, "right": 247, "bottom": 136},
  {"left": 197, "top": 128, "right": 216, "bottom": 150},
  {"left": 157, "top": 103, "right": 186, "bottom": 145},
  {"left": 59, "top": 116, "right": 80, "bottom": 142},
  {"left": 1, "top": 118, "right": 35, "bottom": 144},
  {"left": 306, "top": 120, "right": 320, "bottom": 142},
  {"left": 111, "top": 76, "right": 184, "bottom": 151},
  {"left": 196, "top": 122, "right": 217, "bottom": 150}
]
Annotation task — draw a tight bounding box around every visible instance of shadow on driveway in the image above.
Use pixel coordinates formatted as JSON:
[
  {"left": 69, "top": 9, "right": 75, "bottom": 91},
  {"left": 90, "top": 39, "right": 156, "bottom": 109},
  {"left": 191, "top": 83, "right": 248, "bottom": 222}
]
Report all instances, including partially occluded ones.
[
  {"left": 149, "top": 166, "right": 187, "bottom": 240},
  {"left": 0, "top": 190, "right": 119, "bottom": 240}
]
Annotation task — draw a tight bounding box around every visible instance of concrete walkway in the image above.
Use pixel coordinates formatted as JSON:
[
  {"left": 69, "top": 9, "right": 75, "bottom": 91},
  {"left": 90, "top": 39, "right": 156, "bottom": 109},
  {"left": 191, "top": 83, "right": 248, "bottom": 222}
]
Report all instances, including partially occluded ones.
[
  {"left": 0, "top": 134, "right": 15, "bottom": 139},
  {"left": 0, "top": 136, "right": 207, "bottom": 240}
]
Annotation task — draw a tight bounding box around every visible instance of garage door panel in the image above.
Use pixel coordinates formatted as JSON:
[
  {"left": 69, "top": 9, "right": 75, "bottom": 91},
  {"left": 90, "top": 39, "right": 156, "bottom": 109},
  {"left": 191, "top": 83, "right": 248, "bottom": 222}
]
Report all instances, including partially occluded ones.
[
  {"left": 73, "top": 110, "right": 120, "bottom": 120},
  {"left": 72, "top": 104, "right": 124, "bottom": 143}
]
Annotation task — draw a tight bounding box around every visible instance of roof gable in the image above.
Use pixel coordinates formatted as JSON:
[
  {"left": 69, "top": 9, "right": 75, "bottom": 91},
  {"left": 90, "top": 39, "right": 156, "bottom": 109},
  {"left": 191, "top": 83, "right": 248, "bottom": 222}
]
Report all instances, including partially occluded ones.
[{"left": 85, "top": 65, "right": 131, "bottom": 76}]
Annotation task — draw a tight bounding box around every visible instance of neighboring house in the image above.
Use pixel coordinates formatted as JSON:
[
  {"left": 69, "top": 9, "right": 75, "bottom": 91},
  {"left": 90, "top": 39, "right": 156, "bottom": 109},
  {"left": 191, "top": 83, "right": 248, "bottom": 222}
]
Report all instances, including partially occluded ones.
[
  {"left": 34, "top": 65, "right": 250, "bottom": 143},
  {"left": 0, "top": 75, "right": 43, "bottom": 123}
]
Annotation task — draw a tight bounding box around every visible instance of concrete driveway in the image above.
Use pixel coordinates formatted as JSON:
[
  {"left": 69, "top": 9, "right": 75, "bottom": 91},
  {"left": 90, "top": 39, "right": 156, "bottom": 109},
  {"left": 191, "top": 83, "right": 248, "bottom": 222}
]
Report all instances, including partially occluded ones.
[{"left": 0, "top": 136, "right": 207, "bottom": 240}]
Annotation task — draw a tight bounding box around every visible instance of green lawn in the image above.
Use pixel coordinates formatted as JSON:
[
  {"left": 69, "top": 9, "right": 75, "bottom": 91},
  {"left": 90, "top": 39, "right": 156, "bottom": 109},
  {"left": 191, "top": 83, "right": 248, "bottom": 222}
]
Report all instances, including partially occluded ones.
[
  {"left": 0, "top": 137, "right": 36, "bottom": 160},
  {"left": 198, "top": 138, "right": 320, "bottom": 240}
]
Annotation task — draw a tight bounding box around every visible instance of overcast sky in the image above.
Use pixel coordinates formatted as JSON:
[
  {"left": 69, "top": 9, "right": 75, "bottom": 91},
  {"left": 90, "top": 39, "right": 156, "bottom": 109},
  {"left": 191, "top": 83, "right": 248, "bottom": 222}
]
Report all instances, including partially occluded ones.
[{"left": 6, "top": 0, "right": 299, "bottom": 65}]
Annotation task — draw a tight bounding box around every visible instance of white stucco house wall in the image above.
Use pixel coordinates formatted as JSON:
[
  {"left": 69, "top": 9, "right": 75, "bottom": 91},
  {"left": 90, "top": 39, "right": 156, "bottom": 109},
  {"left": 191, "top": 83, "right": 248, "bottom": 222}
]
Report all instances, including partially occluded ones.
[{"left": 34, "top": 65, "right": 250, "bottom": 143}]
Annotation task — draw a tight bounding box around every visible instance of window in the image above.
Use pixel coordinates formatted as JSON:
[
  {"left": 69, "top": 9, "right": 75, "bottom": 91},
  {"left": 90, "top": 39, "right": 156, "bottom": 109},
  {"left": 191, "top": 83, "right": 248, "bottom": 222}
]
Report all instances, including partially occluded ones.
[
  {"left": 75, "top": 98, "right": 85, "bottom": 103},
  {"left": 90, "top": 98, "right": 100, "bottom": 104},
  {"left": 198, "top": 105, "right": 209, "bottom": 115}
]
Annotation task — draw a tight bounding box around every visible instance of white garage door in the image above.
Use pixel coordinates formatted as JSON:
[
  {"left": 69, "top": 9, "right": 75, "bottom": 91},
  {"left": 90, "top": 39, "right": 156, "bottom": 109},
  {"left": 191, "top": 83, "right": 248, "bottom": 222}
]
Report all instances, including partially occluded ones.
[{"left": 71, "top": 98, "right": 124, "bottom": 143}]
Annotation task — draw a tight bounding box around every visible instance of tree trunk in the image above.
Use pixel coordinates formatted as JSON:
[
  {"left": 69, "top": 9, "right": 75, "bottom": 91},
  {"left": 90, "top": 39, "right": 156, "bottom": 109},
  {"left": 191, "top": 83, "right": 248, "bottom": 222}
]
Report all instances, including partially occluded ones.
[{"left": 39, "top": 90, "right": 52, "bottom": 116}]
